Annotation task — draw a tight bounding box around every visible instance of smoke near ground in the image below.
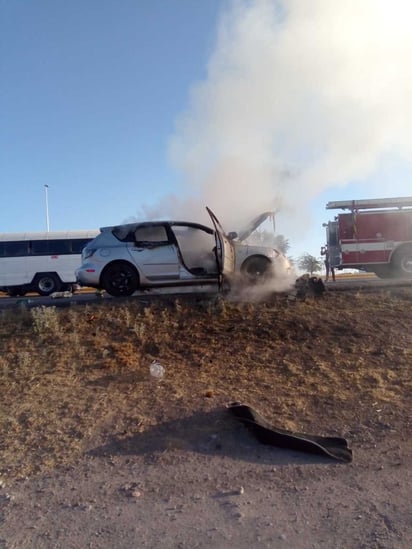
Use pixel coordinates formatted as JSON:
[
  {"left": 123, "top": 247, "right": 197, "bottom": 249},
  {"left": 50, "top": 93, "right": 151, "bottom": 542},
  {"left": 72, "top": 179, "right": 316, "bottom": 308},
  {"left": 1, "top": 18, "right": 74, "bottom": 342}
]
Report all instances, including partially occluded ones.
[{"left": 152, "top": 0, "right": 412, "bottom": 240}]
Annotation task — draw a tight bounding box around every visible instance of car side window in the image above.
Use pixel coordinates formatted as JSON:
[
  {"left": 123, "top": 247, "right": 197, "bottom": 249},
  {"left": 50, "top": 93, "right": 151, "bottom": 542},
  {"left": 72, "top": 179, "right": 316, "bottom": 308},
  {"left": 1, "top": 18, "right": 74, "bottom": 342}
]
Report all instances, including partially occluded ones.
[{"left": 134, "top": 225, "right": 169, "bottom": 247}]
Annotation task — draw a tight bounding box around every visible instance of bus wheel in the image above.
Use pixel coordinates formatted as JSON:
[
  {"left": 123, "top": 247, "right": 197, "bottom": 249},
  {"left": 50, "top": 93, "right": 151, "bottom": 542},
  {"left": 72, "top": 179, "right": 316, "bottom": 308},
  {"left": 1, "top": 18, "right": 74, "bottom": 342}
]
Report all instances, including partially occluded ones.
[
  {"left": 392, "top": 246, "right": 412, "bottom": 278},
  {"left": 34, "top": 273, "right": 61, "bottom": 296},
  {"left": 101, "top": 262, "right": 139, "bottom": 297}
]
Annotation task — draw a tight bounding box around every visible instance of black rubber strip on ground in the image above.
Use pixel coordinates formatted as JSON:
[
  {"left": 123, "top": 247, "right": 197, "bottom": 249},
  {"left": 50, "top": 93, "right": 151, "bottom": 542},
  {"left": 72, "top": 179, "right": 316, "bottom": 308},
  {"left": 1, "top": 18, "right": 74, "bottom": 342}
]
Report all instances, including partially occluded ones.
[{"left": 227, "top": 402, "right": 353, "bottom": 463}]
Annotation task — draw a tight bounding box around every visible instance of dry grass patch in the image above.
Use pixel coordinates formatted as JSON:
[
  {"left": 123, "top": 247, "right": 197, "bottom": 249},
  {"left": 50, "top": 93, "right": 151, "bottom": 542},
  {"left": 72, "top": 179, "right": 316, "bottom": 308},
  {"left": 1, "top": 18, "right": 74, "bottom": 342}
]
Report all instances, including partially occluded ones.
[{"left": 0, "top": 288, "right": 411, "bottom": 482}]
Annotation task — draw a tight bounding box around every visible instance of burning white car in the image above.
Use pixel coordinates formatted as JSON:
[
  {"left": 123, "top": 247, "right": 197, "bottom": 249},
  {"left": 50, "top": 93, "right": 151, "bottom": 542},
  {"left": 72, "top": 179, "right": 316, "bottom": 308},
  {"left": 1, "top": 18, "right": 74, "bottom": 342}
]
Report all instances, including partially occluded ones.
[{"left": 76, "top": 207, "right": 290, "bottom": 296}]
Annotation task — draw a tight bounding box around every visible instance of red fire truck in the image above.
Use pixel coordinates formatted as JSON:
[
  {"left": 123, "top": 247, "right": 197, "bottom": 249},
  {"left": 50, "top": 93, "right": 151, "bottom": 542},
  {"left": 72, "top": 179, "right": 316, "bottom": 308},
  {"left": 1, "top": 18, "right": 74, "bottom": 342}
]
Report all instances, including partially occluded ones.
[{"left": 324, "top": 196, "right": 412, "bottom": 278}]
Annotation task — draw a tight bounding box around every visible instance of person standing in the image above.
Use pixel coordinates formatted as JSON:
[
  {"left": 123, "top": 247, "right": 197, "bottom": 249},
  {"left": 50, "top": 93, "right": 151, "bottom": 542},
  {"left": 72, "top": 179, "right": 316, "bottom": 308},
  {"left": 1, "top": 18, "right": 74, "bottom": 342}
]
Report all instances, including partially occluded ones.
[{"left": 321, "top": 245, "right": 335, "bottom": 282}]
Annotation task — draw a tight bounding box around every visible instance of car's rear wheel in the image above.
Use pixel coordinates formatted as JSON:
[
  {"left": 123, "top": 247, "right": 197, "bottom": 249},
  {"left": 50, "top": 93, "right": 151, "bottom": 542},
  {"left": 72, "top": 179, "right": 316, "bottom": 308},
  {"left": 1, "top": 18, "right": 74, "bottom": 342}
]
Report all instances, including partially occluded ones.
[
  {"left": 241, "top": 256, "right": 271, "bottom": 284},
  {"left": 101, "top": 261, "right": 139, "bottom": 296},
  {"left": 34, "top": 273, "right": 61, "bottom": 296}
]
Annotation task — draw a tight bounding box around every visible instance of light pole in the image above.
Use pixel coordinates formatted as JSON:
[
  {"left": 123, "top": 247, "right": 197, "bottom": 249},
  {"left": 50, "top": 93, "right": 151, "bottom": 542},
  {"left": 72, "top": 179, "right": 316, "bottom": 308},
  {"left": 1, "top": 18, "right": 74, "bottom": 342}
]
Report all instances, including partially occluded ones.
[{"left": 44, "top": 184, "right": 50, "bottom": 232}]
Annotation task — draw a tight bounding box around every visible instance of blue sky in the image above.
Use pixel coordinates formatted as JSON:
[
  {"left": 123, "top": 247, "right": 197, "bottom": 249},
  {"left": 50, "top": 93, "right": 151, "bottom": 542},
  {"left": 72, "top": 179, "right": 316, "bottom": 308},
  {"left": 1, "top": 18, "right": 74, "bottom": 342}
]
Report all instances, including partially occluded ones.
[
  {"left": 1, "top": 0, "right": 411, "bottom": 260},
  {"left": 1, "top": 1, "right": 220, "bottom": 228}
]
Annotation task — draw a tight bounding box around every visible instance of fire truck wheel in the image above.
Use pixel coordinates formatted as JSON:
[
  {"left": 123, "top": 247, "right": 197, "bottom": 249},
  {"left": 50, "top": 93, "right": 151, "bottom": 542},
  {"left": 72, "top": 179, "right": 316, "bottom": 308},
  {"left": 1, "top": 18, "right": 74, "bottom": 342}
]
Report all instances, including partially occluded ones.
[
  {"left": 392, "top": 246, "right": 412, "bottom": 278},
  {"left": 373, "top": 266, "right": 395, "bottom": 279}
]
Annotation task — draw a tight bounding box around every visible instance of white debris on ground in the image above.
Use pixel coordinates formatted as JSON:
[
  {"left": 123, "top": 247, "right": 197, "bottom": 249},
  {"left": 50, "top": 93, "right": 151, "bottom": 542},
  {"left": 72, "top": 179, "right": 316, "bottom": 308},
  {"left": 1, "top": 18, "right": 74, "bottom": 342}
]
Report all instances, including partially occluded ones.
[{"left": 50, "top": 291, "right": 73, "bottom": 299}]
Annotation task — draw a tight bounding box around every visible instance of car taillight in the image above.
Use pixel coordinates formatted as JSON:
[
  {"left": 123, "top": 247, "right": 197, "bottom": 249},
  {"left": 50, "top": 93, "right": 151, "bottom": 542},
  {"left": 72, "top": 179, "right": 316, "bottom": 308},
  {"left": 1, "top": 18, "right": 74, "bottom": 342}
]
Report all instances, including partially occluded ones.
[{"left": 82, "top": 248, "right": 96, "bottom": 260}]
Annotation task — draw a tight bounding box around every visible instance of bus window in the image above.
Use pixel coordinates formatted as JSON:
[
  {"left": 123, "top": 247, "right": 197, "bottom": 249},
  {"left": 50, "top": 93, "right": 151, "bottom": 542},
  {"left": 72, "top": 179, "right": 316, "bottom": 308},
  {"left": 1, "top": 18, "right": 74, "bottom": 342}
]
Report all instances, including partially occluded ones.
[
  {"left": 51, "top": 240, "right": 72, "bottom": 254},
  {"left": 71, "top": 238, "right": 92, "bottom": 253},
  {"left": 0, "top": 241, "right": 29, "bottom": 257},
  {"left": 31, "top": 239, "right": 71, "bottom": 255}
]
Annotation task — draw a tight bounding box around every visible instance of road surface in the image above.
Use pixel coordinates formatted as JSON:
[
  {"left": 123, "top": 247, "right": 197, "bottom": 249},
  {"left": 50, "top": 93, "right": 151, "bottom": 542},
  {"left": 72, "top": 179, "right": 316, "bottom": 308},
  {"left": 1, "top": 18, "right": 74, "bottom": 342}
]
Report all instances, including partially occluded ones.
[{"left": 0, "top": 276, "right": 411, "bottom": 310}]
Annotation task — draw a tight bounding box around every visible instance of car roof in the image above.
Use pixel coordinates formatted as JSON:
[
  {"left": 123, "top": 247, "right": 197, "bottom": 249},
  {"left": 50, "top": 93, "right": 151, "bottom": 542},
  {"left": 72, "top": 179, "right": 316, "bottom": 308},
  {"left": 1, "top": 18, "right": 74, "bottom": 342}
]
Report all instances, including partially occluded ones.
[{"left": 101, "top": 220, "right": 214, "bottom": 233}]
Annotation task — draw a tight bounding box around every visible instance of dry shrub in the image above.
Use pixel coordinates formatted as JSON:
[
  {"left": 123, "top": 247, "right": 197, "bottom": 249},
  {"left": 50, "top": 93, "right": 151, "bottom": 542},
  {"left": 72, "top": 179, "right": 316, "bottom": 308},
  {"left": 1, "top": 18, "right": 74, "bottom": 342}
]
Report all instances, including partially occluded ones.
[{"left": 30, "top": 306, "right": 60, "bottom": 335}]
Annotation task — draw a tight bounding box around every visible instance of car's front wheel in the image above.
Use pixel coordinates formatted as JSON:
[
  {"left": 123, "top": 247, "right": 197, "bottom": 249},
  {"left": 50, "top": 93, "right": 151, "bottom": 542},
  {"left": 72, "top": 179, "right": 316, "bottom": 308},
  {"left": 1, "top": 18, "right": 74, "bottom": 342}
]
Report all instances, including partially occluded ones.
[
  {"left": 101, "top": 261, "right": 139, "bottom": 296},
  {"left": 241, "top": 256, "right": 271, "bottom": 284}
]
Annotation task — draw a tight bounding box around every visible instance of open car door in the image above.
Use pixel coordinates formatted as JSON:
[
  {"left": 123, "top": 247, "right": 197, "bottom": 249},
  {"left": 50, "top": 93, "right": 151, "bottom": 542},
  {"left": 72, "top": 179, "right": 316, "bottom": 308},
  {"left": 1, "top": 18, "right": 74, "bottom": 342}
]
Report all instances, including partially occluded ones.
[{"left": 206, "top": 207, "right": 236, "bottom": 277}]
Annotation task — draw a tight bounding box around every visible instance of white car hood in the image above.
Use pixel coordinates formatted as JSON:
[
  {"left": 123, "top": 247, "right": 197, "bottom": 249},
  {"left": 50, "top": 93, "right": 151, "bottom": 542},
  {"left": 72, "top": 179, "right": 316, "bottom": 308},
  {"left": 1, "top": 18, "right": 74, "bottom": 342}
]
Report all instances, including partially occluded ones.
[{"left": 236, "top": 211, "right": 275, "bottom": 242}]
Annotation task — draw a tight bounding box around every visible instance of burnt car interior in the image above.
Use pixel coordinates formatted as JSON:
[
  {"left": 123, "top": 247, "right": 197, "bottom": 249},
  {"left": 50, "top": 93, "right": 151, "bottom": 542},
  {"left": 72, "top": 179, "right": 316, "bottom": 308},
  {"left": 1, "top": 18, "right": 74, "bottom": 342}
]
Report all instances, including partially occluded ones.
[
  {"left": 111, "top": 221, "right": 220, "bottom": 277},
  {"left": 172, "top": 225, "right": 218, "bottom": 276}
]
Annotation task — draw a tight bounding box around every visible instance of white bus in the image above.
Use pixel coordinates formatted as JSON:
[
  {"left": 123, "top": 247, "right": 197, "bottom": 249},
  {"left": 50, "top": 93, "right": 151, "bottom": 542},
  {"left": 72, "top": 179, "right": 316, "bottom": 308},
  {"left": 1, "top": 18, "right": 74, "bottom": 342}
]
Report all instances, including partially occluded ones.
[{"left": 0, "top": 230, "right": 99, "bottom": 296}]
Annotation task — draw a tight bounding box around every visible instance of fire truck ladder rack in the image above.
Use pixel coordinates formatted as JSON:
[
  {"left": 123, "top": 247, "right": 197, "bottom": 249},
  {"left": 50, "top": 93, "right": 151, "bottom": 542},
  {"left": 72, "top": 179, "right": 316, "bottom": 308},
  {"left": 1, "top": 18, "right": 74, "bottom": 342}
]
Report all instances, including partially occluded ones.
[{"left": 326, "top": 197, "right": 412, "bottom": 211}]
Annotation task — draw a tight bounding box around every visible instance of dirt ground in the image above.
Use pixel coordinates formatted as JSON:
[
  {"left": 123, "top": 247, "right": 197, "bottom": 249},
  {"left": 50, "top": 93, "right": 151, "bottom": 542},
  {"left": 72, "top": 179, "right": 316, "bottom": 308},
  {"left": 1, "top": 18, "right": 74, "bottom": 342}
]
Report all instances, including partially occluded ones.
[{"left": 0, "top": 284, "right": 411, "bottom": 548}]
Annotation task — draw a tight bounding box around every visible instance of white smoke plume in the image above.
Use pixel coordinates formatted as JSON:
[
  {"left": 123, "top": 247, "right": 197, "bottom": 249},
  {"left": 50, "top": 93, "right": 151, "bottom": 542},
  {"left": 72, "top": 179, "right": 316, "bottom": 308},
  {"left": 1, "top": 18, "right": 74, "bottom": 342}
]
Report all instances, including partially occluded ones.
[{"left": 146, "top": 0, "right": 411, "bottom": 239}]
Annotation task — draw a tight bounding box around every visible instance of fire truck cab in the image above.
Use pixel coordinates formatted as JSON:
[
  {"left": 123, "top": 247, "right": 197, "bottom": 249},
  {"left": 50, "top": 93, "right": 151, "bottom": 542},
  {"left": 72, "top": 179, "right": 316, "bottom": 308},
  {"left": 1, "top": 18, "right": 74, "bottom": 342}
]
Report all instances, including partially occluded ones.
[{"left": 325, "top": 197, "right": 412, "bottom": 279}]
